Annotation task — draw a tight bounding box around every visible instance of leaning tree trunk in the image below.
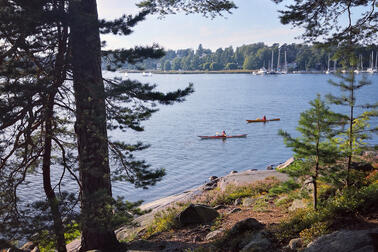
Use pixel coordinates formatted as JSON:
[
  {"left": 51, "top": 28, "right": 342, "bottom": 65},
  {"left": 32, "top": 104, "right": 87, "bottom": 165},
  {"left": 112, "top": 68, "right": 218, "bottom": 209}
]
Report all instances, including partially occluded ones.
[
  {"left": 69, "top": 0, "right": 119, "bottom": 250},
  {"left": 42, "top": 98, "right": 66, "bottom": 252}
]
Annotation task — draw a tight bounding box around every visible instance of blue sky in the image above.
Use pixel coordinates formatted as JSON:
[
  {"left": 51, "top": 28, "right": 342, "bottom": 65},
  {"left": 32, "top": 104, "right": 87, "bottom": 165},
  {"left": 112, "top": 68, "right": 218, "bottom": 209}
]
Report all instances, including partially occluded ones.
[{"left": 97, "top": 0, "right": 303, "bottom": 51}]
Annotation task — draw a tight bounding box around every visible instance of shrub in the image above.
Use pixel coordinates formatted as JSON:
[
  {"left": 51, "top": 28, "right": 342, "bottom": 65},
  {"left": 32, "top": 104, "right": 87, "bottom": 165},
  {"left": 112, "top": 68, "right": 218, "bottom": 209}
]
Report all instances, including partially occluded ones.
[
  {"left": 144, "top": 206, "right": 182, "bottom": 237},
  {"left": 268, "top": 179, "right": 300, "bottom": 196},
  {"left": 299, "top": 222, "right": 330, "bottom": 245}
]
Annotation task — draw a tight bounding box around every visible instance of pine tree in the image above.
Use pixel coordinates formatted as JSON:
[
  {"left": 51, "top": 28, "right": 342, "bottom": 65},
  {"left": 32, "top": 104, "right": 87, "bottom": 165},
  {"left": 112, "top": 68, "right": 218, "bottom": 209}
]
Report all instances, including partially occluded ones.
[
  {"left": 279, "top": 95, "right": 343, "bottom": 210},
  {"left": 326, "top": 71, "right": 377, "bottom": 187},
  {"left": 0, "top": 0, "right": 236, "bottom": 251}
]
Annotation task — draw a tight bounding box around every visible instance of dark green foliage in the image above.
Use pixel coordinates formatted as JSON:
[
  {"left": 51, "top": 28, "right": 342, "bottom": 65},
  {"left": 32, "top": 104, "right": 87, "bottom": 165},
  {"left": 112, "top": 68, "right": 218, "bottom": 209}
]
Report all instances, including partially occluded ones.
[
  {"left": 273, "top": 181, "right": 378, "bottom": 244},
  {"left": 273, "top": 0, "right": 378, "bottom": 45},
  {"left": 137, "top": 0, "right": 236, "bottom": 17},
  {"left": 268, "top": 179, "right": 300, "bottom": 196},
  {"left": 117, "top": 43, "right": 378, "bottom": 72},
  {"left": 0, "top": 0, "right": 239, "bottom": 250},
  {"left": 326, "top": 71, "right": 377, "bottom": 187}
]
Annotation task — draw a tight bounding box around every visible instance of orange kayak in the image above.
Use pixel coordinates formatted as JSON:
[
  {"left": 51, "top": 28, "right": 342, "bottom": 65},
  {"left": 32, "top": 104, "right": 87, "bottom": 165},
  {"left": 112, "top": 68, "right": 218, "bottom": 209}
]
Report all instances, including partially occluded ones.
[{"left": 246, "top": 118, "right": 280, "bottom": 123}]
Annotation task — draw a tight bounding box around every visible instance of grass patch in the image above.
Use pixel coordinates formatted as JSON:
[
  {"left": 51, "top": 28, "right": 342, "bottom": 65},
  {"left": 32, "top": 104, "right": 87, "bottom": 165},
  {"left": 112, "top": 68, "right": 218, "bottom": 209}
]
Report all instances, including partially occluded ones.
[
  {"left": 268, "top": 179, "right": 300, "bottom": 196},
  {"left": 210, "top": 214, "right": 224, "bottom": 231},
  {"left": 252, "top": 197, "right": 269, "bottom": 212},
  {"left": 209, "top": 177, "right": 280, "bottom": 206},
  {"left": 144, "top": 204, "right": 189, "bottom": 238}
]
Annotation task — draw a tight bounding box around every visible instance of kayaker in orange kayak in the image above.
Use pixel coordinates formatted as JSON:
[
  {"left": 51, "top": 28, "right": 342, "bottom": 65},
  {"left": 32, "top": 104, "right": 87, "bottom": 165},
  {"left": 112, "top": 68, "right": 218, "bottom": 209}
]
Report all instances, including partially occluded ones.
[{"left": 263, "top": 115, "right": 266, "bottom": 121}]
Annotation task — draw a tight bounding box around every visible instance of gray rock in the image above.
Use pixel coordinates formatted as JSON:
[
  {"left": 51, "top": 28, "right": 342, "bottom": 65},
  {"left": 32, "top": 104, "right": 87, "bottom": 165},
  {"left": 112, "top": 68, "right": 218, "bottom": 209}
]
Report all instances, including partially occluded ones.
[
  {"left": 229, "top": 208, "right": 242, "bottom": 214},
  {"left": 304, "top": 228, "right": 378, "bottom": 252},
  {"left": 229, "top": 218, "right": 264, "bottom": 236},
  {"left": 288, "top": 199, "right": 307, "bottom": 211},
  {"left": 289, "top": 238, "right": 303, "bottom": 250},
  {"left": 203, "top": 186, "right": 215, "bottom": 191},
  {"left": 214, "top": 205, "right": 227, "bottom": 210},
  {"left": 275, "top": 195, "right": 289, "bottom": 205},
  {"left": 20, "top": 241, "right": 36, "bottom": 252},
  {"left": 229, "top": 170, "right": 238, "bottom": 175},
  {"left": 276, "top": 157, "right": 294, "bottom": 170},
  {"left": 242, "top": 197, "right": 257, "bottom": 207},
  {"left": 250, "top": 169, "right": 258, "bottom": 171},
  {"left": 234, "top": 198, "right": 243, "bottom": 206},
  {"left": 218, "top": 170, "right": 290, "bottom": 192},
  {"left": 205, "top": 229, "right": 224, "bottom": 240},
  {"left": 177, "top": 204, "right": 219, "bottom": 226},
  {"left": 66, "top": 237, "right": 81, "bottom": 252},
  {"left": 241, "top": 231, "right": 273, "bottom": 251},
  {"left": 209, "top": 176, "right": 218, "bottom": 181},
  {"left": 266, "top": 165, "right": 273, "bottom": 170}
]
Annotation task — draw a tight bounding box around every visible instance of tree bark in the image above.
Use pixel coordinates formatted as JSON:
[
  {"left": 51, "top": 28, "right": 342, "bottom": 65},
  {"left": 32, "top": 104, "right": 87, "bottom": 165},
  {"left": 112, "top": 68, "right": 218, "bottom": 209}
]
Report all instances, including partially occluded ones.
[
  {"left": 42, "top": 100, "right": 67, "bottom": 252},
  {"left": 69, "top": 0, "right": 119, "bottom": 250}
]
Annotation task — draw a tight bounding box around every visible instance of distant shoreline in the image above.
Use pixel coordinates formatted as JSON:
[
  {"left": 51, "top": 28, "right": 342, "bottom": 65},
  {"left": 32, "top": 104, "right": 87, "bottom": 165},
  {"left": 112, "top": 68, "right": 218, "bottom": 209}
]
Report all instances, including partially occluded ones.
[{"left": 119, "top": 69, "right": 370, "bottom": 75}]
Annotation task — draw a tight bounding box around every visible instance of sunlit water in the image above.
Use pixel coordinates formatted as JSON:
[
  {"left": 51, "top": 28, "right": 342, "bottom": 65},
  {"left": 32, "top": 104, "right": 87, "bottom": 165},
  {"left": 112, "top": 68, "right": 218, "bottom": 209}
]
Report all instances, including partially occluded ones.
[{"left": 21, "top": 73, "right": 378, "bottom": 204}]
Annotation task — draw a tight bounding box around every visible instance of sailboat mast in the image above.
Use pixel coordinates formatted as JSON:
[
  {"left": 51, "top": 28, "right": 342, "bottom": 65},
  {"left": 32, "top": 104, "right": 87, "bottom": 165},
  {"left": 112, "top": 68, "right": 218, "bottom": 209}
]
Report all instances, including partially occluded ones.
[
  {"left": 327, "top": 53, "right": 330, "bottom": 71},
  {"left": 371, "top": 51, "right": 374, "bottom": 69},
  {"left": 277, "top": 47, "right": 281, "bottom": 72},
  {"left": 271, "top": 50, "right": 274, "bottom": 71},
  {"left": 360, "top": 54, "right": 363, "bottom": 70},
  {"left": 284, "top": 50, "right": 287, "bottom": 73}
]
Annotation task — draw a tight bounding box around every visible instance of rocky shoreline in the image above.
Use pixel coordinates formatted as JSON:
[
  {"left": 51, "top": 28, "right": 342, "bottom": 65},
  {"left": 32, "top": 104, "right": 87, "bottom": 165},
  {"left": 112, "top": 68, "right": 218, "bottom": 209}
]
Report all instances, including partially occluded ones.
[{"left": 66, "top": 168, "right": 291, "bottom": 252}]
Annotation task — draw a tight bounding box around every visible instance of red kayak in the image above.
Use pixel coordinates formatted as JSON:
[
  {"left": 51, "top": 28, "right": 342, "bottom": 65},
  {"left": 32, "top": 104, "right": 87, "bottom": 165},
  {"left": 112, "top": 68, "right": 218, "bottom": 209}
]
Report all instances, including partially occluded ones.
[{"left": 198, "top": 134, "right": 247, "bottom": 139}]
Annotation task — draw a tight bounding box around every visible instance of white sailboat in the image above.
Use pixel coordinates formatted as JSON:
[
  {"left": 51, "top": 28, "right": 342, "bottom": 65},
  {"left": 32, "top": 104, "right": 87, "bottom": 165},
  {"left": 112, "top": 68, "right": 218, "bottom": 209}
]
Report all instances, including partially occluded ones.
[
  {"left": 367, "top": 51, "right": 375, "bottom": 73},
  {"left": 325, "top": 53, "right": 330, "bottom": 74},
  {"left": 256, "top": 67, "right": 267, "bottom": 75},
  {"left": 142, "top": 72, "right": 152, "bottom": 77}
]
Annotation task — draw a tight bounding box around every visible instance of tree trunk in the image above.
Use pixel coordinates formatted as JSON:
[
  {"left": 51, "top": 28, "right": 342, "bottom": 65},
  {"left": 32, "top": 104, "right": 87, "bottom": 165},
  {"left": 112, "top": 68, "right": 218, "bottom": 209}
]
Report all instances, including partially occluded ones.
[
  {"left": 312, "top": 176, "right": 317, "bottom": 211},
  {"left": 42, "top": 100, "right": 66, "bottom": 252},
  {"left": 347, "top": 73, "right": 355, "bottom": 187},
  {"left": 41, "top": 9, "right": 68, "bottom": 251},
  {"left": 69, "top": 0, "right": 119, "bottom": 250}
]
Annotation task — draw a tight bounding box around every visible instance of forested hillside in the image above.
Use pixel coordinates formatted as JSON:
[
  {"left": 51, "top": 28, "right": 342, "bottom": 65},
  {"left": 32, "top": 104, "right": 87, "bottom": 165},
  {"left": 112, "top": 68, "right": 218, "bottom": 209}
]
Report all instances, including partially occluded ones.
[{"left": 104, "top": 43, "right": 378, "bottom": 71}]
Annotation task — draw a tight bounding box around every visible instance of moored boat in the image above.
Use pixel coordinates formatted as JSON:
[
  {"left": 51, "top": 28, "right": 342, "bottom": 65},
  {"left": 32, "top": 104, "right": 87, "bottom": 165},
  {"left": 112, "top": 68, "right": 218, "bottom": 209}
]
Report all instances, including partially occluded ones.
[{"left": 198, "top": 134, "right": 247, "bottom": 139}]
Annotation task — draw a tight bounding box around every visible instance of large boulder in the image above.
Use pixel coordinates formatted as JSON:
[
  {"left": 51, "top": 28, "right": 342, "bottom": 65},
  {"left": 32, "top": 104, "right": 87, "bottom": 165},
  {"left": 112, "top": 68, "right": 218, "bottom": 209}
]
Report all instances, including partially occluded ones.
[
  {"left": 205, "top": 229, "right": 224, "bottom": 241},
  {"left": 176, "top": 204, "right": 219, "bottom": 226},
  {"left": 289, "top": 238, "right": 303, "bottom": 250},
  {"left": 304, "top": 228, "right": 378, "bottom": 252},
  {"left": 228, "top": 218, "right": 264, "bottom": 236},
  {"left": 241, "top": 230, "right": 273, "bottom": 251}
]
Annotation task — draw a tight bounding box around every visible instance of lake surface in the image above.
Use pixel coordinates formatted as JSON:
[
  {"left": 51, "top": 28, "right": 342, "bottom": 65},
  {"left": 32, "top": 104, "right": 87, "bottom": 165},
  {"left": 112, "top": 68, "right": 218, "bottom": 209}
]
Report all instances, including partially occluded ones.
[
  {"left": 108, "top": 72, "right": 378, "bottom": 203},
  {"left": 21, "top": 73, "right": 378, "bottom": 204}
]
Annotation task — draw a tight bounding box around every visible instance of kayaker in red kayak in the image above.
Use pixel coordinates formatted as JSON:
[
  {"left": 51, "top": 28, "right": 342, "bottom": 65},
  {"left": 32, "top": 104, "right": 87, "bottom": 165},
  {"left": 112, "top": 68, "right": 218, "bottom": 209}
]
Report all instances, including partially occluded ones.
[
  {"left": 221, "top": 130, "right": 227, "bottom": 136},
  {"left": 263, "top": 115, "right": 266, "bottom": 121}
]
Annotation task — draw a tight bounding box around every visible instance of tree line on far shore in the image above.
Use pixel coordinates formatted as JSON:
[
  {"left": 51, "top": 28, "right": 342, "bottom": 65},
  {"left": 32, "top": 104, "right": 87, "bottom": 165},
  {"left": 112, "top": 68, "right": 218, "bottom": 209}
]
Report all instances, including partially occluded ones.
[{"left": 106, "top": 43, "right": 378, "bottom": 72}]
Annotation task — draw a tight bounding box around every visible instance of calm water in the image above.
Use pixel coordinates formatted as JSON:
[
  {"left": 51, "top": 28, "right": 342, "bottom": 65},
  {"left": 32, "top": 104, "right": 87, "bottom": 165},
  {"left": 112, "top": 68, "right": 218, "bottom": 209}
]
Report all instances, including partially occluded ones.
[{"left": 21, "top": 73, "right": 378, "bottom": 204}]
